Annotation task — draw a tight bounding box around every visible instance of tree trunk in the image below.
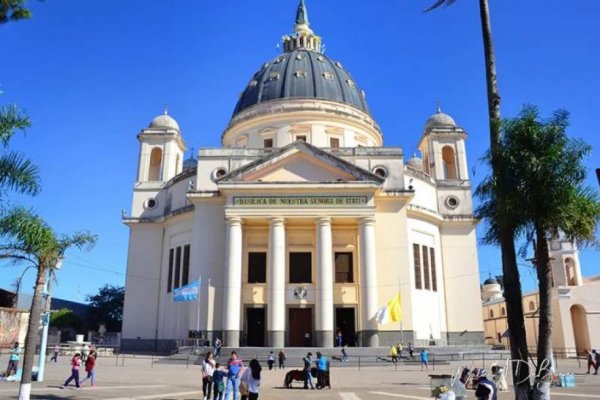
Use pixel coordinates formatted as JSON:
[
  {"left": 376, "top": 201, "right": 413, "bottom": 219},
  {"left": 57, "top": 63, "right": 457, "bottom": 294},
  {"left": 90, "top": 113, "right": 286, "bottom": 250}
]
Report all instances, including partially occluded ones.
[
  {"left": 478, "top": 2, "right": 531, "bottom": 397},
  {"left": 532, "top": 226, "right": 553, "bottom": 400},
  {"left": 500, "top": 228, "right": 532, "bottom": 399},
  {"left": 18, "top": 264, "right": 46, "bottom": 400}
]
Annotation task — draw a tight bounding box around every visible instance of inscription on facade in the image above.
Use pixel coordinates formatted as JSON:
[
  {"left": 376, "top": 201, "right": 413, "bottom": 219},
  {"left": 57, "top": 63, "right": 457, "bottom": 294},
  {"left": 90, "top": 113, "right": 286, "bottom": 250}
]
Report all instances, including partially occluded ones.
[{"left": 232, "top": 195, "right": 368, "bottom": 207}]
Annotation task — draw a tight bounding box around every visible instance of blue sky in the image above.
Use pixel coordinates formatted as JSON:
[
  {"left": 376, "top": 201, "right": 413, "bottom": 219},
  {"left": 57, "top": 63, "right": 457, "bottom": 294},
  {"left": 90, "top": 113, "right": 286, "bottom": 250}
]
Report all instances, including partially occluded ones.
[{"left": 1, "top": 0, "right": 598, "bottom": 302}]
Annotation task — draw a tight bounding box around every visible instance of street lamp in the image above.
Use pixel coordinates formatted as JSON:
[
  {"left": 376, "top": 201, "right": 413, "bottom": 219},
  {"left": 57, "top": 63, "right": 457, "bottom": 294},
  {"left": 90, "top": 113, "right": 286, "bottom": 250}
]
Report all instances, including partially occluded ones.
[{"left": 36, "top": 257, "right": 62, "bottom": 382}]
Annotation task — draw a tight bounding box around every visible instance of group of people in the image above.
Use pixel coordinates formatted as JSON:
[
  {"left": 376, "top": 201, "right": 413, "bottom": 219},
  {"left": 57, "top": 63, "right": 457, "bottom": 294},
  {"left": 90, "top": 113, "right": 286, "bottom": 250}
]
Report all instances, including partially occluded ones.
[
  {"left": 301, "top": 351, "right": 329, "bottom": 390},
  {"left": 388, "top": 342, "right": 429, "bottom": 370},
  {"left": 201, "top": 351, "right": 262, "bottom": 400},
  {"left": 60, "top": 349, "right": 97, "bottom": 389},
  {"left": 266, "top": 350, "right": 287, "bottom": 370}
]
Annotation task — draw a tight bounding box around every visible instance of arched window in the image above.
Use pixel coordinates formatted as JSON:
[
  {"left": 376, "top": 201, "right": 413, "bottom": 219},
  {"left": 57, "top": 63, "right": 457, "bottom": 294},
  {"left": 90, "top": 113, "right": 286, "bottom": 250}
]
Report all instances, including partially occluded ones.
[
  {"left": 149, "top": 147, "right": 163, "bottom": 181},
  {"left": 489, "top": 309, "right": 494, "bottom": 318},
  {"left": 501, "top": 307, "right": 506, "bottom": 316},
  {"left": 442, "top": 146, "right": 457, "bottom": 179},
  {"left": 529, "top": 301, "right": 535, "bottom": 311},
  {"left": 565, "top": 257, "right": 577, "bottom": 286}
]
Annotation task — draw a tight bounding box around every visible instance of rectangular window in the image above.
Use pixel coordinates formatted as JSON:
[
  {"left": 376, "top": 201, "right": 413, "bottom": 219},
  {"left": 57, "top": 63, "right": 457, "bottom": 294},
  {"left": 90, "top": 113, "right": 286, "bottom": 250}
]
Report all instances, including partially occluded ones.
[
  {"left": 182, "top": 244, "right": 190, "bottom": 286},
  {"left": 167, "top": 248, "right": 174, "bottom": 293},
  {"left": 330, "top": 137, "right": 340, "bottom": 148},
  {"left": 422, "top": 246, "right": 430, "bottom": 290},
  {"left": 296, "top": 135, "right": 307, "bottom": 142},
  {"left": 289, "top": 252, "right": 312, "bottom": 283},
  {"left": 413, "top": 244, "right": 422, "bottom": 289},
  {"left": 335, "top": 252, "right": 353, "bottom": 283},
  {"left": 248, "top": 252, "right": 267, "bottom": 283},
  {"left": 174, "top": 246, "right": 182, "bottom": 289},
  {"left": 264, "top": 138, "right": 273, "bottom": 148},
  {"left": 429, "top": 247, "right": 437, "bottom": 292}
]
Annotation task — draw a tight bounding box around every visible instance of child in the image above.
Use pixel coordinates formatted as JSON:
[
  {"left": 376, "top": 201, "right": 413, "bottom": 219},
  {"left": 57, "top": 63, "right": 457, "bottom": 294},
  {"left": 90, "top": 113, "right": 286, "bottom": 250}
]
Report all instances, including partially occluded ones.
[
  {"left": 61, "top": 353, "right": 82, "bottom": 389},
  {"left": 267, "top": 351, "right": 275, "bottom": 370},
  {"left": 212, "top": 362, "right": 226, "bottom": 400},
  {"left": 80, "top": 350, "right": 97, "bottom": 387}
]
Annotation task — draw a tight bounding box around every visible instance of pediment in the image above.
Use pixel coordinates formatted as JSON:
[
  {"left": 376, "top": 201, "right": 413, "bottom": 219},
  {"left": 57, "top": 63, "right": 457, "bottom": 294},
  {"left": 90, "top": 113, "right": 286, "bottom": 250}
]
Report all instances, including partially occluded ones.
[{"left": 219, "top": 141, "right": 383, "bottom": 184}]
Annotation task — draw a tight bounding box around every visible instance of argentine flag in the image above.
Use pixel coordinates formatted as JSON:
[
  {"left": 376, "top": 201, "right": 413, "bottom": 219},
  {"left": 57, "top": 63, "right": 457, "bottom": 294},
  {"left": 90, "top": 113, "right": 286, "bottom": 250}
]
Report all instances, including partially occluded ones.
[
  {"left": 173, "top": 279, "right": 200, "bottom": 302},
  {"left": 376, "top": 293, "right": 402, "bottom": 325}
]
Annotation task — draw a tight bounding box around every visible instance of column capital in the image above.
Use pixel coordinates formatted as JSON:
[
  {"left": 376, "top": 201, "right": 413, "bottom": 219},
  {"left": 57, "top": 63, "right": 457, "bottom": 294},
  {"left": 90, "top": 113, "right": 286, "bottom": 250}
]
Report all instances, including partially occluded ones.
[
  {"left": 226, "top": 216, "right": 242, "bottom": 226},
  {"left": 360, "top": 216, "right": 376, "bottom": 226},
  {"left": 269, "top": 217, "right": 285, "bottom": 226},
  {"left": 315, "top": 216, "right": 332, "bottom": 225}
]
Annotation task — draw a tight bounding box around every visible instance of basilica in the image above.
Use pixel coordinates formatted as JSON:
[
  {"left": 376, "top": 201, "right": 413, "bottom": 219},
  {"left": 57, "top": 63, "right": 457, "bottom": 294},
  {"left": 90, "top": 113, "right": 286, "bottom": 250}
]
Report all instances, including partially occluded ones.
[{"left": 121, "top": 0, "right": 483, "bottom": 351}]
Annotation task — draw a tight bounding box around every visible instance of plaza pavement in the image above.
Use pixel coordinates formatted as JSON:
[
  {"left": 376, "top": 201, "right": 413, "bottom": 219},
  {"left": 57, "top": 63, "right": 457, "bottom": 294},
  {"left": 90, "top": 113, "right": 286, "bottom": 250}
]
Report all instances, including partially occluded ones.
[{"left": 0, "top": 355, "right": 599, "bottom": 399}]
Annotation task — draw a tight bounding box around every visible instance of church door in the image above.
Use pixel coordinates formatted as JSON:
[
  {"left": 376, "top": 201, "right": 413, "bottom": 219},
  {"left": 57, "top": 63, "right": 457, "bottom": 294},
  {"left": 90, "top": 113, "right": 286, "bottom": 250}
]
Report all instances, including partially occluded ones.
[
  {"left": 335, "top": 307, "right": 356, "bottom": 347},
  {"left": 246, "top": 308, "right": 265, "bottom": 347},
  {"left": 288, "top": 308, "right": 312, "bottom": 347}
]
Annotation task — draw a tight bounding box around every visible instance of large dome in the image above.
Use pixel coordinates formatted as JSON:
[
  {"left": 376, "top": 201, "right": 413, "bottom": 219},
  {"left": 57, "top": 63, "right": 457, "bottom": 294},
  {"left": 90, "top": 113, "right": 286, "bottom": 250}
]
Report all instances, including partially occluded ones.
[{"left": 233, "top": 49, "right": 370, "bottom": 117}]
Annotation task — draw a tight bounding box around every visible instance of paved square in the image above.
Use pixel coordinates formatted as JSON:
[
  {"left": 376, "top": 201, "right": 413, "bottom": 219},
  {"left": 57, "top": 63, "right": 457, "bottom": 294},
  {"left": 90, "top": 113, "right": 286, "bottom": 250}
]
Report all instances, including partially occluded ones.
[{"left": 1, "top": 355, "right": 599, "bottom": 399}]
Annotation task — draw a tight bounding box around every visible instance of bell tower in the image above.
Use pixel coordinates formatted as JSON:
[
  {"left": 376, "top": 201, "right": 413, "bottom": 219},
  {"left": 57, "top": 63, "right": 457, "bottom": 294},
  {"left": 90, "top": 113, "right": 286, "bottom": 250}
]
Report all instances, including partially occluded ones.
[
  {"left": 131, "top": 109, "right": 187, "bottom": 218},
  {"left": 136, "top": 109, "right": 186, "bottom": 184},
  {"left": 418, "top": 107, "right": 472, "bottom": 216}
]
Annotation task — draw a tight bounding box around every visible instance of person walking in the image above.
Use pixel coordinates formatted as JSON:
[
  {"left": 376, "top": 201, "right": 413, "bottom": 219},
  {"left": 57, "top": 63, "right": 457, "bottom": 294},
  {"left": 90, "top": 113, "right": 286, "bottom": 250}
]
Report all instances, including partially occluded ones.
[
  {"left": 277, "top": 349, "right": 286, "bottom": 369},
  {"left": 214, "top": 337, "right": 222, "bottom": 358},
  {"left": 5, "top": 342, "right": 21, "bottom": 378},
  {"left": 408, "top": 342, "right": 414, "bottom": 361},
  {"left": 336, "top": 331, "right": 343, "bottom": 347},
  {"left": 61, "top": 353, "right": 82, "bottom": 390},
  {"left": 396, "top": 341, "right": 403, "bottom": 359},
  {"left": 267, "top": 351, "right": 275, "bottom": 370},
  {"left": 202, "top": 351, "right": 216, "bottom": 400},
  {"left": 50, "top": 344, "right": 60, "bottom": 363},
  {"left": 390, "top": 345, "right": 398, "bottom": 364},
  {"left": 341, "top": 345, "right": 349, "bottom": 362},
  {"left": 420, "top": 348, "right": 429, "bottom": 371},
  {"left": 80, "top": 350, "right": 97, "bottom": 387},
  {"left": 594, "top": 349, "right": 600, "bottom": 375},
  {"left": 225, "top": 351, "right": 243, "bottom": 400},
  {"left": 302, "top": 352, "right": 315, "bottom": 389},
  {"left": 240, "top": 358, "right": 262, "bottom": 400},
  {"left": 212, "top": 363, "right": 226, "bottom": 400},
  {"left": 81, "top": 343, "right": 90, "bottom": 362}
]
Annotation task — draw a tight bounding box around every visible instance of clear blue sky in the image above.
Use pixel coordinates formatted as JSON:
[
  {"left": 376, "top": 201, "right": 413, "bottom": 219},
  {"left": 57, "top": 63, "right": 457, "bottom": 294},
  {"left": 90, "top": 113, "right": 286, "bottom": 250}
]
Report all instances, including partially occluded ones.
[{"left": 1, "top": 0, "right": 598, "bottom": 302}]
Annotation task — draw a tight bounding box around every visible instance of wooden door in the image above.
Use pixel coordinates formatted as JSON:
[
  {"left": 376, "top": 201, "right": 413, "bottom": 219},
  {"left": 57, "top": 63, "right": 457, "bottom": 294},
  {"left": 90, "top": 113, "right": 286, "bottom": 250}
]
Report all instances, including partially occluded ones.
[{"left": 288, "top": 308, "right": 312, "bottom": 347}]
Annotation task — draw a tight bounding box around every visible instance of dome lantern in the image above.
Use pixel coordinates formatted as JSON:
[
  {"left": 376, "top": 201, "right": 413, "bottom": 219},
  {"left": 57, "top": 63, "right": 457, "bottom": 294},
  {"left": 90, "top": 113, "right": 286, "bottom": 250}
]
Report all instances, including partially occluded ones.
[{"left": 283, "top": 0, "right": 322, "bottom": 53}]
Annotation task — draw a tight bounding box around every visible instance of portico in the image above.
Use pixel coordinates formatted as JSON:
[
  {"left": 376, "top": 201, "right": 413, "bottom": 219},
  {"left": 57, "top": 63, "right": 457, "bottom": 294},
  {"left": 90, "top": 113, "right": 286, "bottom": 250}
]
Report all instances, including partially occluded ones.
[{"left": 222, "top": 204, "right": 380, "bottom": 348}]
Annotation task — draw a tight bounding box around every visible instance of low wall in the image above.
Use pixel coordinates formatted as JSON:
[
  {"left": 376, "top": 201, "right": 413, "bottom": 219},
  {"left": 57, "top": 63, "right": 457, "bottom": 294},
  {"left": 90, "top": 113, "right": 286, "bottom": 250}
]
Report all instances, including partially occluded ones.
[{"left": 0, "top": 307, "right": 29, "bottom": 347}]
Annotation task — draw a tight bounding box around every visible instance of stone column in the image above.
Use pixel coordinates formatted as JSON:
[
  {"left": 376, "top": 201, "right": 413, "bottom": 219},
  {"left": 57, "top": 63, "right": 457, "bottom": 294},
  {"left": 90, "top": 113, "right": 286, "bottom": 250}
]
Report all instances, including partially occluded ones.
[
  {"left": 359, "top": 216, "right": 379, "bottom": 347},
  {"left": 268, "top": 217, "right": 286, "bottom": 348},
  {"left": 315, "top": 217, "right": 334, "bottom": 347},
  {"left": 223, "top": 216, "right": 242, "bottom": 347}
]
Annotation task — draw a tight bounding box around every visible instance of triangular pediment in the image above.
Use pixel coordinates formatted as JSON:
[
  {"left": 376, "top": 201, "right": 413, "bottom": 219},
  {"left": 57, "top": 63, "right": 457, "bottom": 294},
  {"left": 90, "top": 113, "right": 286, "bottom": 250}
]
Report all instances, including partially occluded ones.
[{"left": 218, "top": 141, "right": 384, "bottom": 184}]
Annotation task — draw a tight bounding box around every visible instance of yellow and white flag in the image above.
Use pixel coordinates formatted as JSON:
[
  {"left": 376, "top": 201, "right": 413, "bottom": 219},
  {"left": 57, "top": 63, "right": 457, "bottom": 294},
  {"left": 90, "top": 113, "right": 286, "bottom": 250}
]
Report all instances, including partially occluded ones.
[{"left": 376, "top": 293, "right": 402, "bottom": 325}]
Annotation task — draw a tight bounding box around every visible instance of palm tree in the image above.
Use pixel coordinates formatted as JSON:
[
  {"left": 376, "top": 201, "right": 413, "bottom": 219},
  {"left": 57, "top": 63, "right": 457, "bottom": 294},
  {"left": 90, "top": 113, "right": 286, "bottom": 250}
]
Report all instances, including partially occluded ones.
[
  {"left": 425, "top": 1, "right": 532, "bottom": 396},
  {"left": 0, "top": 207, "right": 96, "bottom": 400},
  {"left": 481, "top": 106, "right": 600, "bottom": 399},
  {"left": 0, "top": 104, "right": 40, "bottom": 204}
]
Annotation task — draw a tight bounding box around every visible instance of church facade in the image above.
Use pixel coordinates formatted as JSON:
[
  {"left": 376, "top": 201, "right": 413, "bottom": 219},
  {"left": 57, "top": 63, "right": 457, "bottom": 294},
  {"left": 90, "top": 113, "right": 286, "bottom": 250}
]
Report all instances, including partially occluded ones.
[{"left": 121, "top": 1, "right": 483, "bottom": 351}]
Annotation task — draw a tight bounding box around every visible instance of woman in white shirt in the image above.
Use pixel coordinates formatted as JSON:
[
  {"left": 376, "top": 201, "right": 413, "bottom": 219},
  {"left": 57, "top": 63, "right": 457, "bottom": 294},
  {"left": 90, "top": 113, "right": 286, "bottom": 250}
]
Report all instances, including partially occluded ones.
[
  {"left": 241, "top": 359, "right": 262, "bottom": 400},
  {"left": 202, "top": 352, "right": 216, "bottom": 400}
]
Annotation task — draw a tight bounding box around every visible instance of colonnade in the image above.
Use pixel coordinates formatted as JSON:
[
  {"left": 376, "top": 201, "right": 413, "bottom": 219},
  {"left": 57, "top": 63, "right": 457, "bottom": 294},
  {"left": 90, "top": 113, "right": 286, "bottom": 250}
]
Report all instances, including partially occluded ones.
[{"left": 222, "top": 215, "right": 379, "bottom": 347}]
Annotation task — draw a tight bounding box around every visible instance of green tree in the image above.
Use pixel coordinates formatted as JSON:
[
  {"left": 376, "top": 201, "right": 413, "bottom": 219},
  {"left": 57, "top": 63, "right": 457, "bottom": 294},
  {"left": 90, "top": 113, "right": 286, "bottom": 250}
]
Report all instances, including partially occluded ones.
[
  {"left": 0, "top": 103, "right": 40, "bottom": 204},
  {"left": 479, "top": 105, "right": 600, "bottom": 398},
  {"left": 0, "top": 207, "right": 96, "bottom": 400},
  {"left": 87, "top": 285, "right": 124, "bottom": 332},
  {"left": 0, "top": 0, "right": 34, "bottom": 24},
  {"left": 425, "top": 1, "right": 532, "bottom": 396},
  {"left": 50, "top": 307, "right": 83, "bottom": 331}
]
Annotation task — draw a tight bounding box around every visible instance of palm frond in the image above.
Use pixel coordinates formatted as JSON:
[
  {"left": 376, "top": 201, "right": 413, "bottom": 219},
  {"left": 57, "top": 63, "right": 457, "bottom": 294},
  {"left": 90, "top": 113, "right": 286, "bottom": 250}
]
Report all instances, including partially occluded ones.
[
  {"left": 0, "top": 104, "right": 31, "bottom": 146},
  {"left": 0, "top": 150, "right": 41, "bottom": 195},
  {"left": 423, "top": 0, "right": 457, "bottom": 13}
]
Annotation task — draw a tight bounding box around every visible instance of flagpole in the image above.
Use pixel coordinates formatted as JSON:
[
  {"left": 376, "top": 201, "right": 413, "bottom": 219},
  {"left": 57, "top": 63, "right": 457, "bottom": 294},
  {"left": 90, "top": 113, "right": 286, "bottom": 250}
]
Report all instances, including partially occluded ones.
[
  {"left": 196, "top": 276, "right": 202, "bottom": 334},
  {"left": 399, "top": 278, "right": 404, "bottom": 343}
]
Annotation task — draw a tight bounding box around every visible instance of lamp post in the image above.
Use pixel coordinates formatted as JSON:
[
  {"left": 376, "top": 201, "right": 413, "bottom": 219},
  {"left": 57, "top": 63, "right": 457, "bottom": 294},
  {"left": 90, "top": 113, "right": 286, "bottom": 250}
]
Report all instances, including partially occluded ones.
[{"left": 36, "top": 257, "right": 62, "bottom": 382}]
